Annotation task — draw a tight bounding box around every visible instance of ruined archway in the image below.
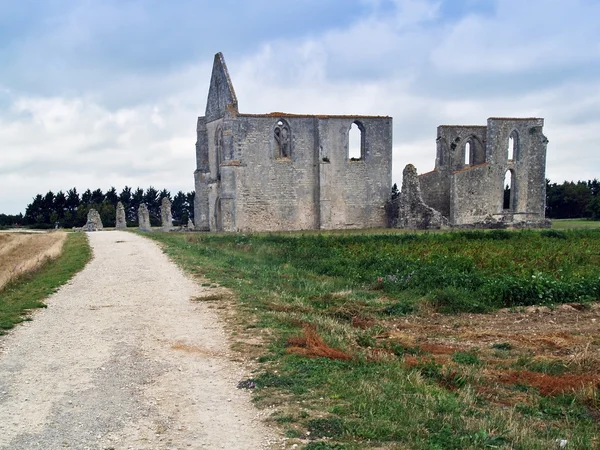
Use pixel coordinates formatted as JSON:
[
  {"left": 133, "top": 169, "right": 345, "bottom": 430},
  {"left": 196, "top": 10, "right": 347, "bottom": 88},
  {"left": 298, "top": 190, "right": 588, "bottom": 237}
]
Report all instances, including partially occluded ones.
[{"left": 503, "top": 170, "right": 515, "bottom": 210}]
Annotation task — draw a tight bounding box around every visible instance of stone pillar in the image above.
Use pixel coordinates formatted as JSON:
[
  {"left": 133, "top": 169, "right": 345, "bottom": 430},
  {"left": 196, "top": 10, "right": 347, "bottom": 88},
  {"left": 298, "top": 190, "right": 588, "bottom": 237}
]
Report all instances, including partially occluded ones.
[
  {"left": 138, "top": 203, "right": 151, "bottom": 231},
  {"left": 187, "top": 218, "right": 195, "bottom": 230},
  {"left": 115, "top": 202, "right": 127, "bottom": 230},
  {"left": 397, "top": 164, "right": 447, "bottom": 229},
  {"left": 160, "top": 197, "right": 173, "bottom": 232},
  {"left": 83, "top": 208, "right": 103, "bottom": 232}
]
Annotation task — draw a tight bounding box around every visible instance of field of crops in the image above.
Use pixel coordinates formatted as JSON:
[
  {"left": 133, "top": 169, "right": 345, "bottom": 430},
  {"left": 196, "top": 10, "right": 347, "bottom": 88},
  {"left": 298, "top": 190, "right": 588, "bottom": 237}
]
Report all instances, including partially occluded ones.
[
  {"left": 0, "top": 231, "right": 66, "bottom": 291},
  {"left": 149, "top": 229, "right": 600, "bottom": 449}
]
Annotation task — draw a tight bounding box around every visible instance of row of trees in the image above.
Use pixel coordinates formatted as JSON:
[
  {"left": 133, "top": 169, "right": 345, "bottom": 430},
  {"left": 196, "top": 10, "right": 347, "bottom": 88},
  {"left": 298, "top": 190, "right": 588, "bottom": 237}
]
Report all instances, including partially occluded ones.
[
  {"left": 4, "top": 179, "right": 599, "bottom": 229},
  {"left": 546, "top": 179, "right": 600, "bottom": 220},
  {"left": 21, "top": 187, "right": 195, "bottom": 229}
]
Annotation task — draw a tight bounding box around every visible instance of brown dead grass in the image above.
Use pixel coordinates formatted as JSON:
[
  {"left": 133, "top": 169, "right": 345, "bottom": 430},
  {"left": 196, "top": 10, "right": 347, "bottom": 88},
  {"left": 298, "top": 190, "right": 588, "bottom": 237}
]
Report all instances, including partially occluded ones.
[
  {"left": 0, "top": 232, "right": 67, "bottom": 291},
  {"left": 286, "top": 324, "right": 352, "bottom": 361},
  {"left": 376, "top": 302, "right": 600, "bottom": 405},
  {"left": 494, "top": 369, "right": 600, "bottom": 396}
]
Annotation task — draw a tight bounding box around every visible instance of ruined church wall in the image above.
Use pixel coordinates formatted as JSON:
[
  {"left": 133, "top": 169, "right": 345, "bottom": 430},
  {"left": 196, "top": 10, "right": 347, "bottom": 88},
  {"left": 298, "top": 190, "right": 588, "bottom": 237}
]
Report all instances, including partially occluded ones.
[
  {"left": 486, "top": 118, "right": 547, "bottom": 221},
  {"left": 193, "top": 116, "right": 210, "bottom": 230},
  {"left": 436, "top": 126, "right": 487, "bottom": 171},
  {"left": 231, "top": 116, "right": 319, "bottom": 231},
  {"left": 449, "top": 164, "right": 502, "bottom": 225},
  {"left": 419, "top": 170, "right": 450, "bottom": 218},
  {"left": 317, "top": 117, "right": 392, "bottom": 229}
]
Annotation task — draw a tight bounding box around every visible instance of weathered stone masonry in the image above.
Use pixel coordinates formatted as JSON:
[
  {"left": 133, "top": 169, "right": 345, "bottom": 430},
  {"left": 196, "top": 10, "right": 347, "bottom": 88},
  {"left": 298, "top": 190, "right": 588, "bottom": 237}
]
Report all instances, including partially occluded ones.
[
  {"left": 417, "top": 118, "right": 549, "bottom": 227},
  {"left": 194, "top": 53, "right": 393, "bottom": 232}
]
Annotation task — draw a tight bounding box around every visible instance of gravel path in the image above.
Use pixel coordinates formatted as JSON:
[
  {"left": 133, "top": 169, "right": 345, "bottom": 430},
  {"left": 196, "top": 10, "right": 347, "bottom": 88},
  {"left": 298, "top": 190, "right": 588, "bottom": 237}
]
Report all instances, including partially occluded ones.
[{"left": 0, "top": 231, "right": 279, "bottom": 449}]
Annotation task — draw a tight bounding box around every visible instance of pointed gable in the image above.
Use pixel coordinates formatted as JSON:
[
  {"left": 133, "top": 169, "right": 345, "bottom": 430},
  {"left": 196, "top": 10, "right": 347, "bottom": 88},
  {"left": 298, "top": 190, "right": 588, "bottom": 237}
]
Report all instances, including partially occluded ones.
[{"left": 205, "top": 52, "right": 238, "bottom": 122}]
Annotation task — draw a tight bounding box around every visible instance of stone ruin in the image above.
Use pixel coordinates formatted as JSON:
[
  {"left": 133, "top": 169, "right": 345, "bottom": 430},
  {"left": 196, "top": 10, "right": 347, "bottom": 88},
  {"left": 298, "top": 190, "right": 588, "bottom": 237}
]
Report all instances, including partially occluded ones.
[
  {"left": 160, "top": 197, "right": 173, "bottom": 232},
  {"left": 389, "top": 164, "right": 447, "bottom": 229},
  {"left": 391, "top": 117, "right": 550, "bottom": 230},
  {"left": 115, "top": 202, "right": 127, "bottom": 230},
  {"left": 138, "top": 203, "right": 151, "bottom": 231},
  {"left": 83, "top": 208, "right": 103, "bottom": 232},
  {"left": 192, "top": 53, "right": 549, "bottom": 233},
  {"left": 193, "top": 52, "right": 392, "bottom": 232}
]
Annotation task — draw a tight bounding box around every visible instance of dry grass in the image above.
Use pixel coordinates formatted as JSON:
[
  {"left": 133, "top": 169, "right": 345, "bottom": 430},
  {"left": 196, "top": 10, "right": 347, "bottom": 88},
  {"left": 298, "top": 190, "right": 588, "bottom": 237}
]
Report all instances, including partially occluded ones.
[{"left": 0, "top": 232, "right": 67, "bottom": 291}]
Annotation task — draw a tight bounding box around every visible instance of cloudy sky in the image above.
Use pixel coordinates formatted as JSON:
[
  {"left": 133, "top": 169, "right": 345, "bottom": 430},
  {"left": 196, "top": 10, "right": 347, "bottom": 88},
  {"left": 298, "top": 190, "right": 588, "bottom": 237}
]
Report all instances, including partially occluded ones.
[{"left": 1, "top": 0, "right": 599, "bottom": 214}]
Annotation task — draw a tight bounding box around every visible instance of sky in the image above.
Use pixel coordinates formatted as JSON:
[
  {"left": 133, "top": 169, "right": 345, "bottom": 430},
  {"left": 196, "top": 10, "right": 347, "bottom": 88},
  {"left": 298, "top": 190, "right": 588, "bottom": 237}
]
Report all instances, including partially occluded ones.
[{"left": 1, "top": 0, "right": 599, "bottom": 215}]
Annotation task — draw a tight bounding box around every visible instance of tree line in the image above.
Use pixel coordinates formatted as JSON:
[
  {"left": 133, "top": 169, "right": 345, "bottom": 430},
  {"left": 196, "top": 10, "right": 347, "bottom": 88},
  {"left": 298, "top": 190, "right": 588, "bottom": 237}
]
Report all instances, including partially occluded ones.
[
  {"left": 545, "top": 179, "right": 600, "bottom": 219},
  {"left": 12, "top": 187, "right": 195, "bottom": 229},
  {"left": 1, "top": 179, "right": 599, "bottom": 229}
]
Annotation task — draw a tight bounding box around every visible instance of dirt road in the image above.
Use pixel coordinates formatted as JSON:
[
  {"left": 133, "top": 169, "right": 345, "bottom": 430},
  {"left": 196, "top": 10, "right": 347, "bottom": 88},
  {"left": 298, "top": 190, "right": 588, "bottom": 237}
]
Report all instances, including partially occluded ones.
[{"left": 0, "top": 231, "right": 279, "bottom": 449}]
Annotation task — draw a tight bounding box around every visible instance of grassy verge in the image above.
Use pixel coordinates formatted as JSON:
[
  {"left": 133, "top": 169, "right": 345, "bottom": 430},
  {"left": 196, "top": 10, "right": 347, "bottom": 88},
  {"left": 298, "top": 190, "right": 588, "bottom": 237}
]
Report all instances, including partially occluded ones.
[
  {"left": 552, "top": 219, "right": 600, "bottom": 229},
  {"left": 0, "top": 232, "right": 91, "bottom": 333},
  {"left": 148, "top": 229, "right": 600, "bottom": 449}
]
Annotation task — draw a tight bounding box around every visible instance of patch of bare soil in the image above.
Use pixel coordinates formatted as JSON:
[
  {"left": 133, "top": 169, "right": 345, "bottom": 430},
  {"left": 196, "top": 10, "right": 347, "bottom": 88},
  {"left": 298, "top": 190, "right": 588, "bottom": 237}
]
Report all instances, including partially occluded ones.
[{"left": 378, "top": 303, "right": 600, "bottom": 404}]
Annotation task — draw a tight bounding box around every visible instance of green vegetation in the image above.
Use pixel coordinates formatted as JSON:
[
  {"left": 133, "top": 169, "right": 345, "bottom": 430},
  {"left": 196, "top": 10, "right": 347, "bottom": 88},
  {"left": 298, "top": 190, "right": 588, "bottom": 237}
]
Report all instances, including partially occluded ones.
[
  {"left": 552, "top": 219, "right": 600, "bottom": 229},
  {"left": 0, "top": 233, "right": 91, "bottom": 333},
  {"left": 21, "top": 186, "right": 194, "bottom": 228},
  {"left": 148, "top": 229, "right": 600, "bottom": 449}
]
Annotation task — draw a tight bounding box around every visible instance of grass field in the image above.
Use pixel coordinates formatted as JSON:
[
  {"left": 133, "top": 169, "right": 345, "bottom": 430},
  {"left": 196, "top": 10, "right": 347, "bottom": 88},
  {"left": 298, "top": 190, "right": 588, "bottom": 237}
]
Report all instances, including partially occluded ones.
[
  {"left": 552, "top": 219, "right": 600, "bottom": 229},
  {"left": 149, "top": 229, "right": 600, "bottom": 449},
  {"left": 0, "top": 232, "right": 91, "bottom": 333}
]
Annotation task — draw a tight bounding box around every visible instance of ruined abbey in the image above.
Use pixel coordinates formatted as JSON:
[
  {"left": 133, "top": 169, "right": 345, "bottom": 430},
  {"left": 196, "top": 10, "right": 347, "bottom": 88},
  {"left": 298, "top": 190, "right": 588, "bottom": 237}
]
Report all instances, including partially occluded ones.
[{"left": 193, "top": 53, "right": 549, "bottom": 232}]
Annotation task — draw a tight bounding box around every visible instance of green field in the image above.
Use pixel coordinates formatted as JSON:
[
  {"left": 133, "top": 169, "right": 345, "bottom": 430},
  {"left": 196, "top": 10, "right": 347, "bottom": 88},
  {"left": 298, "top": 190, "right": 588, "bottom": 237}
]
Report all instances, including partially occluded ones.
[
  {"left": 148, "top": 229, "right": 600, "bottom": 449},
  {"left": 552, "top": 219, "right": 600, "bottom": 229}
]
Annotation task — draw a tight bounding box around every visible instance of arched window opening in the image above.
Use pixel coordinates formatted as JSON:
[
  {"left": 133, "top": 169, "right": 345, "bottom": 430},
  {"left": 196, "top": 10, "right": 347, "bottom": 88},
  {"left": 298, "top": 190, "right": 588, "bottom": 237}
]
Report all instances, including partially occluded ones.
[
  {"left": 215, "top": 125, "right": 223, "bottom": 180},
  {"left": 348, "top": 121, "right": 364, "bottom": 161},
  {"left": 464, "top": 142, "right": 471, "bottom": 166},
  {"left": 507, "top": 130, "right": 518, "bottom": 161},
  {"left": 503, "top": 170, "right": 514, "bottom": 210},
  {"left": 274, "top": 119, "right": 291, "bottom": 158}
]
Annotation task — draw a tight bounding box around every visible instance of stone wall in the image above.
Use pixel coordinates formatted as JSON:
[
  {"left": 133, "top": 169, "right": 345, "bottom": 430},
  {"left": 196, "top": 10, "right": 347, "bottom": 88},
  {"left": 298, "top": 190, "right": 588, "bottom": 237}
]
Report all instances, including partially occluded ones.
[
  {"left": 194, "top": 53, "right": 392, "bottom": 232},
  {"left": 418, "top": 117, "right": 548, "bottom": 228}
]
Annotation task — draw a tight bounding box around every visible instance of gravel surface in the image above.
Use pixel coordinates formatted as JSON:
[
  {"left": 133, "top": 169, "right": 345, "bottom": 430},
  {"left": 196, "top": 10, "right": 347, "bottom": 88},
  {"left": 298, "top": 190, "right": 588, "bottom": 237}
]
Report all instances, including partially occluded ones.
[{"left": 0, "top": 231, "right": 280, "bottom": 449}]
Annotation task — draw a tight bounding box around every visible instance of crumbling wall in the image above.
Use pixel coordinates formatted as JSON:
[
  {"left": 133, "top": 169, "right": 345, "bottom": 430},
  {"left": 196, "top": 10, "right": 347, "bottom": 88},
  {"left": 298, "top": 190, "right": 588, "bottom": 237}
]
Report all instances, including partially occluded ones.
[
  {"left": 419, "top": 170, "right": 450, "bottom": 218},
  {"left": 418, "top": 118, "right": 548, "bottom": 228},
  {"left": 393, "top": 164, "right": 447, "bottom": 229}
]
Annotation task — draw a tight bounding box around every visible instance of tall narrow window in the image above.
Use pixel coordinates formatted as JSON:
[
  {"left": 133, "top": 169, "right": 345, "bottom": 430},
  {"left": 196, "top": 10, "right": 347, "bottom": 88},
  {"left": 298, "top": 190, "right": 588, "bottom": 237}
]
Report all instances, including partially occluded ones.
[
  {"left": 503, "top": 170, "right": 514, "bottom": 210},
  {"left": 464, "top": 142, "right": 471, "bottom": 166},
  {"left": 274, "top": 119, "right": 291, "bottom": 158},
  {"left": 215, "top": 125, "right": 223, "bottom": 180},
  {"left": 507, "top": 130, "right": 518, "bottom": 161},
  {"left": 349, "top": 121, "right": 364, "bottom": 160}
]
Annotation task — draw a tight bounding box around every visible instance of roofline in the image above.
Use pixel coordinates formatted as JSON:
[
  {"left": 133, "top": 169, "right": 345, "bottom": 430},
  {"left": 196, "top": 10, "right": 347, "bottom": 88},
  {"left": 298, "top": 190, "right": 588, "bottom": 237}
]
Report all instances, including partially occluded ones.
[{"left": 237, "top": 112, "right": 391, "bottom": 119}]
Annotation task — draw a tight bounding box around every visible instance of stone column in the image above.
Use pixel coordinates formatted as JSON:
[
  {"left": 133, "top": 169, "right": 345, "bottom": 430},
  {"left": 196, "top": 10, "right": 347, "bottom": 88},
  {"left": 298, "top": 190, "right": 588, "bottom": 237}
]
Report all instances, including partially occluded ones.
[
  {"left": 138, "top": 203, "right": 151, "bottom": 231},
  {"left": 160, "top": 197, "right": 173, "bottom": 232},
  {"left": 115, "top": 202, "right": 127, "bottom": 230},
  {"left": 84, "top": 208, "right": 103, "bottom": 232}
]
